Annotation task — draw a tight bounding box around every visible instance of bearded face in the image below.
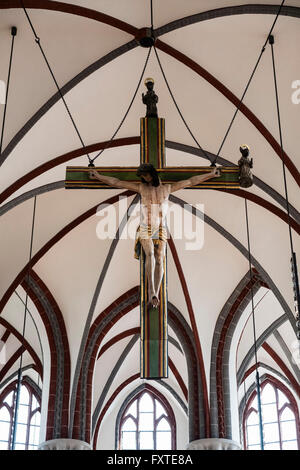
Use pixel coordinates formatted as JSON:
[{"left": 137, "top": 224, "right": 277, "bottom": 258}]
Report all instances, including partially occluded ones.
[
  {"left": 137, "top": 164, "right": 160, "bottom": 187},
  {"left": 140, "top": 173, "right": 153, "bottom": 183}
]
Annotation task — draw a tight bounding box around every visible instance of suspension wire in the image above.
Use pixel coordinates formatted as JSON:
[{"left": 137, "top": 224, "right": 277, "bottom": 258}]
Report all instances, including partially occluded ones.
[
  {"left": 153, "top": 46, "right": 214, "bottom": 165},
  {"left": 243, "top": 379, "right": 247, "bottom": 411},
  {"left": 269, "top": 37, "right": 294, "bottom": 255},
  {"left": 150, "top": 0, "right": 154, "bottom": 31},
  {"left": 243, "top": 379, "right": 248, "bottom": 449},
  {"left": 31, "top": 372, "right": 40, "bottom": 448},
  {"left": 216, "top": 47, "right": 266, "bottom": 160},
  {"left": 213, "top": 0, "right": 286, "bottom": 164},
  {"left": 10, "top": 196, "right": 37, "bottom": 450},
  {"left": 90, "top": 46, "right": 153, "bottom": 165},
  {"left": 20, "top": 1, "right": 92, "bottom": 164},
  {"left": 244, "top": 198, "right": 264, "bottom": 450},
  {"left": 148, "top": 0, "right": 213, "bottom": 164},
  {"left": 0, "top": 27, "right": 17, "bottom": 156},
  {"left": 269, "top": 36, "right": 300, "bottom": 344}
]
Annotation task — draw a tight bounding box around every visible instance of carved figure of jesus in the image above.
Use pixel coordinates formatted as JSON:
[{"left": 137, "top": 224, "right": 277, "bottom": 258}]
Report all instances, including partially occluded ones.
[{"left": 89, "top": 164, "right": 220, "bottom": 308}]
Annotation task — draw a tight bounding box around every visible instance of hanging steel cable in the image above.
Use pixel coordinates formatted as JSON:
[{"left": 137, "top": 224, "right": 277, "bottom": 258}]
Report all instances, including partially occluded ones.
[
  {"left": 20, "top": 1, "right": 92, "bottom": 164},
  {"left": 0, "top": 25, "right": 39, "bottom": 450},
  {"left": 150, "top": 0, "right": 154, "bottom": 32},
  {"left": 269, "top": 35, "right": 294, "bottom": 255},
  {"left": 213, "top": 0, "right": 286, "bottom": 164},
  {"left": 153, "top": 46, "right": 214, "bottom": 164},
  {"left": 150, "top": 0, "right": 213, "bottom": 165},
  {"left": 244, "top": 198, "right": 264, "bottom": 450},
  {"left": 90, "top": 46, "right": 153, "bottom": 165},
  {"left": 10, "top": 196, "right": 37, "bottom": 450},
  {"left": 243, "top": 379, "right": 248, "bottom": 448},
  {"left": 153, "top": 1, "right": 286, "bottom": 167},
  {"left": 269, "top": 35, "right": 300, "bottom": 342},
  {"left": 0, "top": 27, "right": 17, "bottom": 156},
  {"left": 20, "top": 1, "right": 153, "bottom": 168}
]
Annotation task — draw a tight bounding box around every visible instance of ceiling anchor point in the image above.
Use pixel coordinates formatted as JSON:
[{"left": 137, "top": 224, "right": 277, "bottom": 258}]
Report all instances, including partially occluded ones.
[{"left": 135, "top": 27, "right": 156, "bottom": 48}]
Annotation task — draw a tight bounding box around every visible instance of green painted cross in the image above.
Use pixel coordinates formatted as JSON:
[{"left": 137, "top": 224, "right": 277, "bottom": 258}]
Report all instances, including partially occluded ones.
[{"left": 65, "top": 117, "right": 241, "bottom": 379}]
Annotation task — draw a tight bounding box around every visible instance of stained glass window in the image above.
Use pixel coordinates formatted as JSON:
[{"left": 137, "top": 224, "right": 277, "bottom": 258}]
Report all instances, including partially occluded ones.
[
  {"left": 119, "top": 390, "right": 175, "bottom": 450},
  {"left": 244, "top": 379, "right": 299, "bottom": 450},
  {"left": 0, "top": 382, "right": 41, "bottom": 450}
]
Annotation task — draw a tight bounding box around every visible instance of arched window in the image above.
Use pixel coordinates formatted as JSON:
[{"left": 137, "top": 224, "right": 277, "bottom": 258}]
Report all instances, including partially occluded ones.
[
  {"left": 0, "top": 381, "right": 41, "bottom": 450},
  {"left": 119, "top": 388, "right": 176, "bottom": 450},
  {"left": 243, "top": 377, "right": 300, "bottom": 450}
]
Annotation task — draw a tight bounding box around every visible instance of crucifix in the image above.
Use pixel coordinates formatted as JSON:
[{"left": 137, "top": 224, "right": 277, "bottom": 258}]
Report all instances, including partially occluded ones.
[{"left": 65, "top": 78, "right": 252, "bottom": 379}]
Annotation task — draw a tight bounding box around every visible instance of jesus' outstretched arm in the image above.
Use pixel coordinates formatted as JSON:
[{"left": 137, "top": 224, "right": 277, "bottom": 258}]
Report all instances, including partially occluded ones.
[
  {"left": 169, "top": 167, "right": 221, "bottom": 193},
  {"left": 89, "top": 169, "right": 141, "bottom": 193}
]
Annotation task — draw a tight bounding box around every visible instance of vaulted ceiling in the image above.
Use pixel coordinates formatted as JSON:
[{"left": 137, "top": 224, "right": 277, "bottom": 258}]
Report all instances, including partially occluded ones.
[{"left": 0, "top": 0, "right": 299, "bottom": 448}]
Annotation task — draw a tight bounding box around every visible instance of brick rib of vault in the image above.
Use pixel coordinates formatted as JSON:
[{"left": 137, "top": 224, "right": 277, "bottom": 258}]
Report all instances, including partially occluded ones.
[
  {"left": 222, "top": 276, "right": 262, "bottom": 439},
  {"left": 210, "top": 271, "right": 255, "bottom": 438},
  {"left": 25, "top": 274, "right": 67, "bottom": 439}
]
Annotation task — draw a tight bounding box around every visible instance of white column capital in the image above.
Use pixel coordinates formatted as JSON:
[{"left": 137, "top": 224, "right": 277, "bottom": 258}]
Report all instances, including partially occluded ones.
[
  {"left": 38, "top": 438, "right": 91, "bottom": 450},
  {"left": 187, "top": 438, "right": 241, "bottom": 450}
]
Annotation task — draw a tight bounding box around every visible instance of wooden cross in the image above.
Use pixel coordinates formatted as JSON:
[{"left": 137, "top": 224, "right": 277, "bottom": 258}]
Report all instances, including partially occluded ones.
[{"left": 65, "top": 117, "right": 241, "bottom": 379}]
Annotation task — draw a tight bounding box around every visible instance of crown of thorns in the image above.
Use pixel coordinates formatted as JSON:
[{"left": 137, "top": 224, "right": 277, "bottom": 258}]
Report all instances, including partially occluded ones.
[
  {"left": 136, "top": 163, "right": 157, "bottom": 176},
  {"left": 136, "top": 163, "right": 160, "bottom": 186}
]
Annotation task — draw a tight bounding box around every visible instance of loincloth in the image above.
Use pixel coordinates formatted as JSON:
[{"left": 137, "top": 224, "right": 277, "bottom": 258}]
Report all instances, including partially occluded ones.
[{"left": 134, "top": 224, "right": 167, "bottom": 260}]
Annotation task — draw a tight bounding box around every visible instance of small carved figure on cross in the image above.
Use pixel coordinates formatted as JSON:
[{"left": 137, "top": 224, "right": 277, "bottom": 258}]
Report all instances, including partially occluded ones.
[
  {"left": 238, "top": 145, "right": 253, "bottom": 188},
  {"left": 142, "top": 77, "right": 158, "bottom": 118}
]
